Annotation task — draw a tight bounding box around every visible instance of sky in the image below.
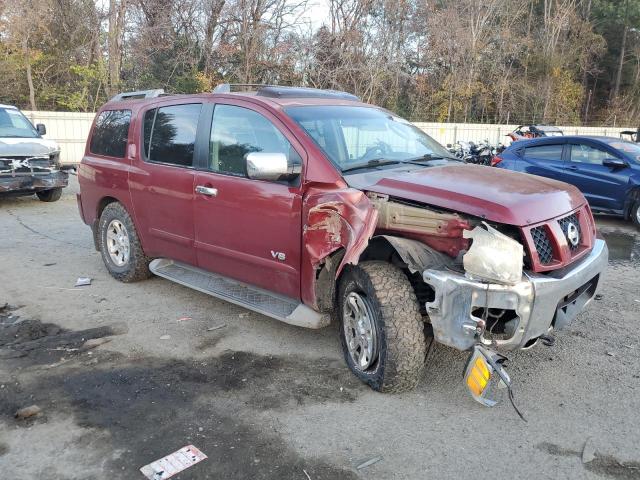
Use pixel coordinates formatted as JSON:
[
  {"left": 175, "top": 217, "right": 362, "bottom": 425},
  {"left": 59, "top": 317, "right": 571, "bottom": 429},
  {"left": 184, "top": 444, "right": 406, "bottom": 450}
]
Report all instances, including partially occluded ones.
[{"left": 290, "top": 0, "right": 332, "bottom": 32}]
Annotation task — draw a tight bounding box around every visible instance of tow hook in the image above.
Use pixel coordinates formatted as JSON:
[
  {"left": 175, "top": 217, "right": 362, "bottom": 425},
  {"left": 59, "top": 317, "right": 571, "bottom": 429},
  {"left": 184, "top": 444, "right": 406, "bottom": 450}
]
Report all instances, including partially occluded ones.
[{"left": 464, "top": 345, "right": 527, "bottom": 421}]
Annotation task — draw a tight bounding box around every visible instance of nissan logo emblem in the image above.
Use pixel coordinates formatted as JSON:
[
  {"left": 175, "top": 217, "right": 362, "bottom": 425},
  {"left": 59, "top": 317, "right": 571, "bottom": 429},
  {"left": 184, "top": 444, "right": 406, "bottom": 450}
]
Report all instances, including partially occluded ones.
[{"left": 566, "top": 223, "right": 580, "bottom": 247}]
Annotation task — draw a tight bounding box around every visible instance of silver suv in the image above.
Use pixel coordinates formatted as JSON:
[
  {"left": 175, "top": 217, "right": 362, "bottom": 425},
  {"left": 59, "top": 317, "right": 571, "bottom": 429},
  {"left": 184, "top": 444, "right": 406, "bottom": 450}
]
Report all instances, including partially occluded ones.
[{"left": 0, "top": 104, "right": 68, "bottom": 202}]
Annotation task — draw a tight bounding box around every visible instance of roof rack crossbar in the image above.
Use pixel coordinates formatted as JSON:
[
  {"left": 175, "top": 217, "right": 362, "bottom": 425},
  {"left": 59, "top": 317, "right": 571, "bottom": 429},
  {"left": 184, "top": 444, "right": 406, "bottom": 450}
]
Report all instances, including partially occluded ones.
[
  {"left": 109, "top": 89, "right": 165, "bottom": 102},
  {"left": 212, "top": 83, "right": 360, "bottom": 101},
  {"left": 213, "top": 83, "right": 278, "bottom": 93}
]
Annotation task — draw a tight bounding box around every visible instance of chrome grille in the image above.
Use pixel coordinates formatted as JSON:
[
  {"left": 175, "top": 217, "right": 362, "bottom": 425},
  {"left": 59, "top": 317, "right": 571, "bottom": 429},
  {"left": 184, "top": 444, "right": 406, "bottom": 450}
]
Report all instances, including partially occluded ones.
[{"left": 531, "top": 226, "right": 553, "bottom": 264}]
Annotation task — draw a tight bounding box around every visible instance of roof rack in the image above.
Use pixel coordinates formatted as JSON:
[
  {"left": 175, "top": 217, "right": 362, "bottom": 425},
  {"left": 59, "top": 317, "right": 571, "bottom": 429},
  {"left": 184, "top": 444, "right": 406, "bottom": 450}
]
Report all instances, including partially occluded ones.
[
  {"left": 109, "top": 89, "right": 165, "bottom": 102},
  {"left": 213, "top": 84, "right": 360, "bottom": 101},
  {"left": 213, "top": 84, "right": 276, "bottom": 93}
]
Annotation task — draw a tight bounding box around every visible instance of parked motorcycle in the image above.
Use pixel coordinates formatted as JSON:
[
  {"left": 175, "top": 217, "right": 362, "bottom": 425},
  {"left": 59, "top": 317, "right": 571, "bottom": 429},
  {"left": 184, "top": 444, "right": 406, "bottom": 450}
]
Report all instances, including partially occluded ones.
[{"left": 447, "top": 140, "right": 502, "bottom": 166}]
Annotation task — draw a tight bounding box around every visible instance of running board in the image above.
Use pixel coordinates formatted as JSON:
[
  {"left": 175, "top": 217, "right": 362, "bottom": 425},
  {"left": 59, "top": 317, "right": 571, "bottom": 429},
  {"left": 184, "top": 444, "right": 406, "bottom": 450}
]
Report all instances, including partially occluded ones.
[{"left": 149, "top": 259, "right": 329, "bottom": 329}]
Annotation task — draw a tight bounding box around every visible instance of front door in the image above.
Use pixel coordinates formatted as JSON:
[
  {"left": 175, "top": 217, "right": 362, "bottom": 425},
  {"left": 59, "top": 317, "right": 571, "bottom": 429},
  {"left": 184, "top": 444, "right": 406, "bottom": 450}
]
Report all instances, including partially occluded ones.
[
  {"left": 564, "top": 142, "right": 629, "bottom": 211},
  {"left": 128, "top": 102, "right": 204, "bottom": 264},
  {"left": 193, "top": 102, "right": 304, "bottom": 299}
]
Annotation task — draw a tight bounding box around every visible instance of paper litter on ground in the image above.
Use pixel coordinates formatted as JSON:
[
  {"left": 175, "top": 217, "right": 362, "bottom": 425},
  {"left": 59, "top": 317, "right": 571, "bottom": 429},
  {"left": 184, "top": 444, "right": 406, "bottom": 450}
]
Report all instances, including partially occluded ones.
[{"left": 140, "top": 445, "right": 207, "bottom": 479}]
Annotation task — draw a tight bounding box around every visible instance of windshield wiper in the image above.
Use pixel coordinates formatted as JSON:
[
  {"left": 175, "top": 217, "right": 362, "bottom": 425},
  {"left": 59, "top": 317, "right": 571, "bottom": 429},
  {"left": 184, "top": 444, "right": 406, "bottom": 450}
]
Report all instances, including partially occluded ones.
[
  {"left": 406, "top": 153, "right": 459, "bottom": 163},
  {"left": 341, "top": 158, "right": 402, "bottom": 173}
]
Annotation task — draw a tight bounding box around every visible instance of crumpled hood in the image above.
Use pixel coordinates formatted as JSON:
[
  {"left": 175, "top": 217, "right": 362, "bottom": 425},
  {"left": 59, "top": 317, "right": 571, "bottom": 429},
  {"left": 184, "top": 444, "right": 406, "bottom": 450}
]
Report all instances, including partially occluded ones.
[
  {"left": 346, "top": 163, "right": 586, "bottom": 227},
  {"left": 0, "top": 137, "right": 59, "bottom": 157}
]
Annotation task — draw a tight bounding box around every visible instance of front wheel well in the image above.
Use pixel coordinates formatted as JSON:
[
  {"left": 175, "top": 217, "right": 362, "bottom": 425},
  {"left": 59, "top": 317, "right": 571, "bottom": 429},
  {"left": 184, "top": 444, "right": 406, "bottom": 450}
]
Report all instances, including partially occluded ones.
[
  {"left": 625, "top": 187, "right": 640, "bottom": 217},
  {"left": 360, "top": 237, "right": 437, "bottom": 316}
]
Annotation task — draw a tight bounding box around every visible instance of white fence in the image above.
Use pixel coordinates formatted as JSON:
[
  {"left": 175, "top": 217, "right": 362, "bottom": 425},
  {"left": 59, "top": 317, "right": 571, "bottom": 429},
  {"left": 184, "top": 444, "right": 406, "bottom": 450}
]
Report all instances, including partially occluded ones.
[
  {"left": 20, "top": 111, "right": 636, "bottom": 165},
  {"left": 23, "top": 111, "right": 95, "bottom": 165},
  {"left": 413, "top": 122, "right": 634, "bottom": 147}
]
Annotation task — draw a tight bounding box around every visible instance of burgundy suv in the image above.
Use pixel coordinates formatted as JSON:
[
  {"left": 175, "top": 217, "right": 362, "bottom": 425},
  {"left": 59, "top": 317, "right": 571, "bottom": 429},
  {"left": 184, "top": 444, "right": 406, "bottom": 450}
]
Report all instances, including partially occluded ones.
[{"left": 78, "top": 85, "right": 608, "bottom": 407}]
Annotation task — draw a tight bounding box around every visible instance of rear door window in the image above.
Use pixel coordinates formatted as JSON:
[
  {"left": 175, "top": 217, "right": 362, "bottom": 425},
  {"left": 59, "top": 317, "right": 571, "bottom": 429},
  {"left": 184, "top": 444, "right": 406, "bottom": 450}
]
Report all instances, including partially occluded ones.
[
  {"left": 523, "top": 144, "right": 563, "bottom": 161},
  {"left": 144, "top": 103, "right": 202, "bottom": 167},
  {"left": 90, "top": 109, "right": 131, "bottom": 158}
]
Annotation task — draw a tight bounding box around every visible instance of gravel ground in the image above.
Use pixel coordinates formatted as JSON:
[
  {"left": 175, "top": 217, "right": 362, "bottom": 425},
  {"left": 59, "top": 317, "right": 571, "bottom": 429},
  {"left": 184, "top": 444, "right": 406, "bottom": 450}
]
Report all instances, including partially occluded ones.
[{"left": 1, "top": 177, "right": 639, "bottom": 480}]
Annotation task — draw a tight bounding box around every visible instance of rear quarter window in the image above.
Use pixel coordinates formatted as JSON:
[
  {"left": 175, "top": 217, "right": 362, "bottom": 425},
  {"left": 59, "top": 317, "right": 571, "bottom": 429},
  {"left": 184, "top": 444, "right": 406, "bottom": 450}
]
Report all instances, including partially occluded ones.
[{"left": 89, "top": 109, "right": 131, "bottom": 158}]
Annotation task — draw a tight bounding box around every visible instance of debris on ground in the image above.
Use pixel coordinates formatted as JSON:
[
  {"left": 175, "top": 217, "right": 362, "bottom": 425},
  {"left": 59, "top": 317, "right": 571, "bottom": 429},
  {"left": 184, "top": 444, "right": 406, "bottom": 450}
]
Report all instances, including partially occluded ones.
[
  {"left": 582, "top": 437, "right": 596, "bottom": 463},
  {"left": 606, "top": 351, "right": 616, "bottom": 357},
  {"left": 15, "top": 405, "right": 42, "bottom": 419},
  {"left": 74, "top": 277, "right": 92, "bottom": 287},
  {"left": 303, "top": 469, "right": 311, "bottom": 480},
  {"left": 82, "top": 337, "right": 111, "bottom": 350},
  {"left": 356, "top": 456, "right": 383, "bottom": 470},
  {"left": 159, "top": 335, "right": 171, "bottom": 340},
  {"left": 238, "top": 312, "right": 250, "bottom": 318},
  {"left": 139, "top": 445, "right": 207, "bottom": 480},
  {"left": 594, "top": 294, "right": 604, "bottom": 301},
  {"left": 207, "top": 324, "right": 226, "bottom": 332},
  {"left": 0, "top": 303, "right": 19, "bottom": 325},
  {"left": 177, "top": 316, "right": 192, "bottom": 322}
]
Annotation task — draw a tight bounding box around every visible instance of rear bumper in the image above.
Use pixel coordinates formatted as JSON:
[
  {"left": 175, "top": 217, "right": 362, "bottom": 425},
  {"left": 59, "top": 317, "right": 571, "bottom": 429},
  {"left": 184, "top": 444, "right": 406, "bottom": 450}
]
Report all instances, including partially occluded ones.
[
  {"left": 423, "top": 239, "right": 608, "bottom": 351},
  {"left": 0, "top": 171, "right": 68, "bottom": 193}
]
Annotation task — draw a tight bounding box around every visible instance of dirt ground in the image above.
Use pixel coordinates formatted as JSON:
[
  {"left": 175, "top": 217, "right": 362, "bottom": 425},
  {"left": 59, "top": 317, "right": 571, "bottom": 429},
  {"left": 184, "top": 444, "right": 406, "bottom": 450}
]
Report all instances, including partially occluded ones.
[{"left": 1, "top": 177, "right": 639, "bottom": 480}]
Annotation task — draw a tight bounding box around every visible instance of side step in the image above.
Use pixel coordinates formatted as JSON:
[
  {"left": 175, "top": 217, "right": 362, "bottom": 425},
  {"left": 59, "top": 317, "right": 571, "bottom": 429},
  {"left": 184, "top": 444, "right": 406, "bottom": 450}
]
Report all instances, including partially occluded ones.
[{"left": 149, "top": 259, "right": 329, "bottom": 329}]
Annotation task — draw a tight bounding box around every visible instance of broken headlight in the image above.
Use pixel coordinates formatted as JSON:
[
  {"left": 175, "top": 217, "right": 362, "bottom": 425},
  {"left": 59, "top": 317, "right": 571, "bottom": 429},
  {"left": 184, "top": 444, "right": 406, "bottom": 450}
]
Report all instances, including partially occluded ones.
[
  {"left": 49, "top": 151, "right": 61, "bottom": 167},
  {"left": 462, "top": 223, "right": 523, "bottom": 285}
]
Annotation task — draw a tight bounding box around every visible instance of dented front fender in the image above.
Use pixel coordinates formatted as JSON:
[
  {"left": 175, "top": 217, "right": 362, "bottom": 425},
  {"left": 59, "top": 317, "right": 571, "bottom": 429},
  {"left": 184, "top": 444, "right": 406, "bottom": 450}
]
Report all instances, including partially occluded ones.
[{"left": 301, "top": 187, "right": 378, "bottom": 310}]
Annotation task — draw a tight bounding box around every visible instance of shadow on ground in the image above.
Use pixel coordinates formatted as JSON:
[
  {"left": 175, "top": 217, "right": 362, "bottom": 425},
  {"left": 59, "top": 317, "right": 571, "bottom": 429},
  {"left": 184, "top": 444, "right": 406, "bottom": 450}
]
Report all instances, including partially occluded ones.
[{"left": 0, "top": 312, "right": 363, "bottom": 479}]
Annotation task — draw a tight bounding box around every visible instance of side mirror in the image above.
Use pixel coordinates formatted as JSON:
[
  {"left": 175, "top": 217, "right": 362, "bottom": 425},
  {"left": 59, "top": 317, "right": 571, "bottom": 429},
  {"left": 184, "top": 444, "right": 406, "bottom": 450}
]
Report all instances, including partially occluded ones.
[
  {"left": 603, "top": 157, "right": 628, "bottom": 169},
  {"left": 36, "top": 123, "right": 46, "bottom": 135},
  {"left": 245, "top": 152, "right": 300, "bottom": 182}
]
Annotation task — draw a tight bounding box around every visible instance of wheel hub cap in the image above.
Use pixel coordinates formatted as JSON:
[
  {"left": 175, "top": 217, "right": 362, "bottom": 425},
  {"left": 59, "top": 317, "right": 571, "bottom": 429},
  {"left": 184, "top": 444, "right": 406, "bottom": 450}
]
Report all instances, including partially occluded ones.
[
  {"left": 106, "top": 220, "right": 130, "bottom": 267},
  {"left": 343, "top": 292, "right": 378, "bottom": 371}
]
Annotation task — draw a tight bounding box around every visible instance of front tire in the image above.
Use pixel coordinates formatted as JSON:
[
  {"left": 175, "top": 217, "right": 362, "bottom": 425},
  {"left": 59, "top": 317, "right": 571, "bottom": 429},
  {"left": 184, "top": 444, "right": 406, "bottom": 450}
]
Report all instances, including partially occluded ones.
[
  {"left": 631, "top": 201, "right": 640, "bottom": 229},
  {"left": 98, "top": 202, "right": 151, "bottom": 282},
  {"left": 338, "top": 261, "right": 426, "bottom": 392},
  {"left": 36, "top": 188, "right": 62, "bottom": 202}
]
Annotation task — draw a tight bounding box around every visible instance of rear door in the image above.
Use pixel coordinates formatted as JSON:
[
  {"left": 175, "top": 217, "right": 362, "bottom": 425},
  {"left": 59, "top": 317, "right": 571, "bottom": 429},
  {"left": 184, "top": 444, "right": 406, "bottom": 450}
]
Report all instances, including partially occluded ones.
[
  {"left": 192, "top": 100, "right": 304, "bottom": 299},
  {"left": 128, "top": 102, "right": 204, "bottom": 264},
  {"left": 518, "top": 142, "right": 565, "bottom": 179},
  {"left": 564, "top": 141, "right": 629, "bottom": 211}
]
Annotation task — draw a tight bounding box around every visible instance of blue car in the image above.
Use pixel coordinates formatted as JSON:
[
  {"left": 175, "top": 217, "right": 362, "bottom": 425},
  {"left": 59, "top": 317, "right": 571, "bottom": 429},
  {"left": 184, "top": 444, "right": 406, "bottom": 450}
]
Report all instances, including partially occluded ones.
[{"left": 494, "top": 136, "right": 640, "bottom": 227}]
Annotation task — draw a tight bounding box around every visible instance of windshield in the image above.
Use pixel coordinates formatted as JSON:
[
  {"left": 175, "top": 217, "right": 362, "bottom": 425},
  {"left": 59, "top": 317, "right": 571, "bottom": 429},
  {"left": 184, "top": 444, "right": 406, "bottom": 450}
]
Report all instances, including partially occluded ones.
[
  {"left": 606, "top": 139, "right": 640, "bottom": 163},
  {"left": 0, "top": 107, "right": 39, "bottom": 138},
  {"left": 285, "top": 105, "right": 454, "bottom": 171}
]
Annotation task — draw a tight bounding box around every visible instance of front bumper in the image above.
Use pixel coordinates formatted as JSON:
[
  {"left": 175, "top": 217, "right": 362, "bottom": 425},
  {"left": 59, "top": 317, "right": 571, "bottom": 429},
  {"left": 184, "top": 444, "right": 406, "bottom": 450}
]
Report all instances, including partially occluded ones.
[
  {"left": 423, "top": 239, "right": 608, "bottom": 351},
  {"left": 0, "top": 171, "right": 68, "bottom": 193}
]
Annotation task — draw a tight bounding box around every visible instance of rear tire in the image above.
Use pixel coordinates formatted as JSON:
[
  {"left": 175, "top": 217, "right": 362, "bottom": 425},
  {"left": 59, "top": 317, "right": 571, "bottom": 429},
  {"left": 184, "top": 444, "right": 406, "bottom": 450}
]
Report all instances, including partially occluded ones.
[
  {"left": 36, "top": 188, "right": 62, "bottom": 202},
  {"left": 631, "top": 201, "right": 640, "bottom": 229},
  {"left": 338, "top": 261, "right": 426, "bottom": 393},
  {"left": 98, "top": 202, "right": 151, "bottom": 282}
]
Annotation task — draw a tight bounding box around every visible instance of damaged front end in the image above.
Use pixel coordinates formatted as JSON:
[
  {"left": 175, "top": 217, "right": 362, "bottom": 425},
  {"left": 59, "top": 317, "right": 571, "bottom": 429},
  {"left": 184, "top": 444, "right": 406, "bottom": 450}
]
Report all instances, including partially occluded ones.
[
  {"left": 422, "top": 223, "right": 607, "bottom": 414},
  {"left": 0, "top": 153, "right": 68, "bottom": 194},
  {"left": 357, "top": 196, "right": 608, "bottom": 414}
]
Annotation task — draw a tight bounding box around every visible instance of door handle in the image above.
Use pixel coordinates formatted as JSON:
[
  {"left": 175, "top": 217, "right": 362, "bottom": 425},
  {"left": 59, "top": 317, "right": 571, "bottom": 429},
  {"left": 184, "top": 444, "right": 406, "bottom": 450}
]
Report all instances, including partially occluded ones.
[
  {"left": 195, "top": 185, "right": 218, "bottom": 196},
  {"left": 566, "top": 165, "right": 578, "bottom": 170}
]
